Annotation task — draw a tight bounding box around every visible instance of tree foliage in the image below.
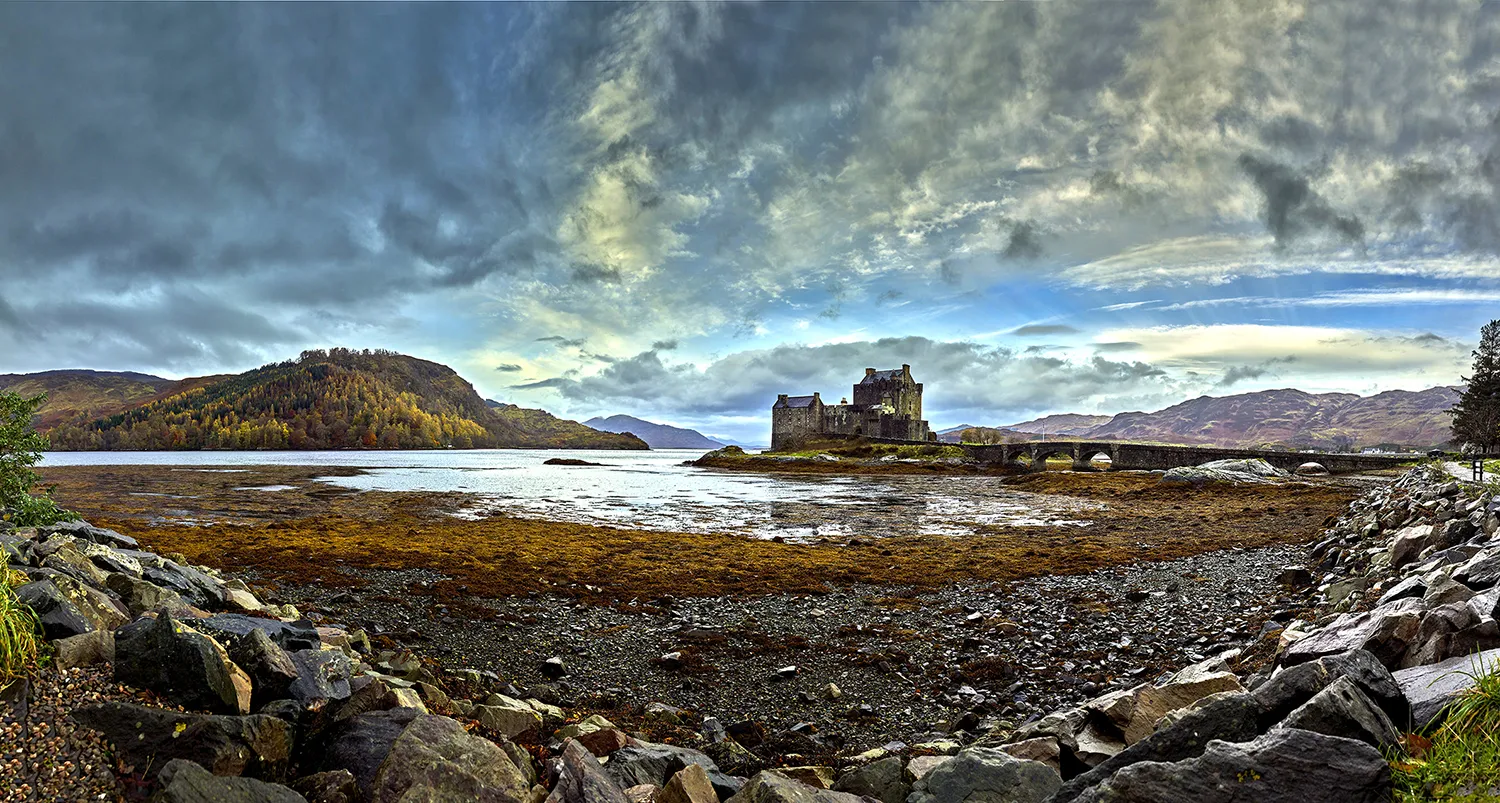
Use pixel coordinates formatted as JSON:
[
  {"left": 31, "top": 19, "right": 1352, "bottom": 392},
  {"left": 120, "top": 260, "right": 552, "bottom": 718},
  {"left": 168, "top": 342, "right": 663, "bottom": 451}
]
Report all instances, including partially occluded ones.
[
  {"left": 45, "top": 348, "right": 645, "bottom": 451},
  {"left": 1452, "top": 319, "right": 1500, "bottom": 454},
  {"left": 0, "top": 391, "right": 74, "bottom": 526}
]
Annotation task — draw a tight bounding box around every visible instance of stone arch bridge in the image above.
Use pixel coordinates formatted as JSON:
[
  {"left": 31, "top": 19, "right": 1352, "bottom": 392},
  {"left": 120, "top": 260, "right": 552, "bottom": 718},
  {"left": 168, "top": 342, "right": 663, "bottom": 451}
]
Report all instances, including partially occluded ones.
[{"left": 960, "top": 440, "right": 1415, "bottom": 474}]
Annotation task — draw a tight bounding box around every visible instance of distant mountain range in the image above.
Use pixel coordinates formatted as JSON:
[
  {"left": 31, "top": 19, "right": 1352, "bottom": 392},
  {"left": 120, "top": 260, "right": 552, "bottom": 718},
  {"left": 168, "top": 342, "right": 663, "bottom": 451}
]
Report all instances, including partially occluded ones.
[
  {"left": 3, "top": 350, "right": 645, "bottom": 451},
  {"left": 938, "top": 386, "right": 1461, "bottom": 450},
  {"left": 583, "top": 415, "right": 727, "bottom": 449}
]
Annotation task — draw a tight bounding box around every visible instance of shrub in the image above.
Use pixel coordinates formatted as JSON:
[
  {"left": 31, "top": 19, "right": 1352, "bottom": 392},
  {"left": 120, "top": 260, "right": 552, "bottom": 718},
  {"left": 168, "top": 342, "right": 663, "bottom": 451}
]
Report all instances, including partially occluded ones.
[{"left": 0, "top": 568, "right": 39, "bottom": 686}]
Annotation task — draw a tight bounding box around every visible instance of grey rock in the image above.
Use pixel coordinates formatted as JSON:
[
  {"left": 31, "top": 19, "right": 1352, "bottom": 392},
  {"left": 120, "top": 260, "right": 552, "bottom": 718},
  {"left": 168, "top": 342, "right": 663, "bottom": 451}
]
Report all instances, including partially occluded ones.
[
  {"left": 1456, "top": 550, "right": 1500, "bottom": 590},
  {"left": 1072, "top": 728, "right": 1390, "bottom": 803},
  {"left": 228, "top": 628, "right": 300, "bottom": 710},
  {"left": 549, "top": 739, "right": 629, "bottom": 803},
  {"left": 1051, "top": 693, "right": 1261, "bottom": 803},
  {"left": 1252, "top": 650, "right": 1408, "bottom": 729},
  {"left": 153, "top": 759, "right": 307, "bottom": 803},
  {"left": 1282, "top": 597, "right": 1426, "bottom": 668},
  {"left": 727, "top": 772, "right": 865, "bottom": 803},
  {"left": 114, "top": 612, "right": 253, "bottom": 715},
  {"left": 371, "top": 712, "right": 529, "bottom": 803},
  {"left": 53, "top": 629, "right": 114, "bottom": 670},
  {"left": 1424, "top": 574, "right": 1475, "bottom": 605},
  {"left": 289, "top": 770, "right": 359, "bottom": 803},
  {"left": 106, "top": 572, "right": 190, "bottom": 616},
  {"left": 195, "top": 614, "right": 322, "bottom": 652},
  {"left": 907, "top": 748, "right": 1060, "bottom": 803},
  {"left": 41, "top": 520, "right": 138, "bottom": 550},
  {"left": 75, "top": 701, "right": 293, "bottom": 781},
  {"left": 288, "top": 649, "right": 353, "bottom": 703},
  {"left": 1273, "top": 678, "right": 1400, "bottom": 751},
  {"left": 17, "top": 579, "right": 96, "bottom": 639},
  {"left": 832, "top": 757, "right": 909, "bottom": 803},
  {"left": 603, "top": 741, "right": 723, "bottom": 792},
  {"left": 1392, "top": 647, "right": 1500, "bottom": 729}
]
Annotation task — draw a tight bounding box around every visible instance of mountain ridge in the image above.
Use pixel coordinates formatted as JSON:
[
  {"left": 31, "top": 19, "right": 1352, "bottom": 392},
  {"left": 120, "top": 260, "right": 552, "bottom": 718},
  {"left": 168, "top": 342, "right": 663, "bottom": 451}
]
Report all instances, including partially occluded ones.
[{"left": 581, "top": 414, "right": 726, "bottom": 449}]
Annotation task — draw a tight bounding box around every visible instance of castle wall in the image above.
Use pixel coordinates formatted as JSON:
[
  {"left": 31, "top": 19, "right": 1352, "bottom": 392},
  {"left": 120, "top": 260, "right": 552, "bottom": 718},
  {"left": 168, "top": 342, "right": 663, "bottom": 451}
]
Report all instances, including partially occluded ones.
[{"left": 771, "top": 403, "right": 823, "bottom": 449}]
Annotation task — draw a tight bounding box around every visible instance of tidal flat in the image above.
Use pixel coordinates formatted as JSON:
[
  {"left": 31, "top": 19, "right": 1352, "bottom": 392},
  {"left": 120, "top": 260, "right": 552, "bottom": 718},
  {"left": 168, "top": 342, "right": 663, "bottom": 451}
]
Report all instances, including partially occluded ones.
[{"left": 35, "top": 461, "right": 1372, "bottom": 746}]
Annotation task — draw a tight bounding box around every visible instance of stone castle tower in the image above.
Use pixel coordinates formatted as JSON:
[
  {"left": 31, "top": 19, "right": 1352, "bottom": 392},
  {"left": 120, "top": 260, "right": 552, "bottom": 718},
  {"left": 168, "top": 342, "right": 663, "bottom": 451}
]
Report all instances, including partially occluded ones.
[{"left": 771, "top": 364, "right": 931, "bottom": 449}]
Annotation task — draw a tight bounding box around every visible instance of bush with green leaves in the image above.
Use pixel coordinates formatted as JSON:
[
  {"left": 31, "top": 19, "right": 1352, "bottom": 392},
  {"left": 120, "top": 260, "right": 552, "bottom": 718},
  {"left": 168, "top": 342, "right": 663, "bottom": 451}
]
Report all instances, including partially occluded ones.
[{"left": 0, "top": 390, "right": 74, "bottom": 527}]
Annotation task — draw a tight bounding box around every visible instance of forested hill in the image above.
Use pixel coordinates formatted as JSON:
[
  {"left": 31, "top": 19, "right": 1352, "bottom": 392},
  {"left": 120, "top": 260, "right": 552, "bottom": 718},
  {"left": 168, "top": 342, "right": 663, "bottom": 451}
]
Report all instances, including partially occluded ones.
[{"left": 41, "top": 349, "right": 646, "bottom": 451}]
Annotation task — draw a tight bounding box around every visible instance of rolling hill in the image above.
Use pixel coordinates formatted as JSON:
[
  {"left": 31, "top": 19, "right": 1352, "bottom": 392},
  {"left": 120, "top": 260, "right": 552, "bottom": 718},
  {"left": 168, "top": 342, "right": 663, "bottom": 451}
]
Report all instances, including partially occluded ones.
[
  {"left": 33, "top": 349, "right": 644, "bottom": 450},
  {"left": 582, "top": 415, "right": 725, "bottom": 449},
  {"left": 1005, "top": 413, "right": 1113, "bottom": 436},
  {"left": 0, "top": 369, "right": 174, "bottom": 430}
]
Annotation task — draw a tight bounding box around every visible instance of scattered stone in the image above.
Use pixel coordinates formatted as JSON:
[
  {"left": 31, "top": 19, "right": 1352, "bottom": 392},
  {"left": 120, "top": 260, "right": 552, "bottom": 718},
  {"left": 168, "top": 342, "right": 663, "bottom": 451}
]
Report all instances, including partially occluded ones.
[
  {"left": 577, "top": 728, "right": 630, "bottom": 756},
  {"left": 287, "top": 649, "right": 354, "bottom": 703},
  {"left": 542, "top": 656, "right": 569, "bottom": 679},
  {"left": 725, "top": 772, "right": 865, "bottom": 803},
  {"left": 474, "top": 694, "right": 545, "bottom": 738}
]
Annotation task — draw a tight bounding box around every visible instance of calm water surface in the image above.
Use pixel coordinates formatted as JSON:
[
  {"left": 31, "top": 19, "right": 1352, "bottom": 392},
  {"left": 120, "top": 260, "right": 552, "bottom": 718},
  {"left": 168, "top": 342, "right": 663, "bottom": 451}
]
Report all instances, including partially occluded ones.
[{"left": 41, "top": 449, "right": 1099, "bottom": 540}]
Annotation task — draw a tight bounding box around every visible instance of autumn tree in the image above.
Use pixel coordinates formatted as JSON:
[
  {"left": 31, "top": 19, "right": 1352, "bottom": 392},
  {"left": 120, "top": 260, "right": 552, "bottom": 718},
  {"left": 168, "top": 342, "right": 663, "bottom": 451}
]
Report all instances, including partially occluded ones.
[{"left": 1452, "top": 319, "right": 1500, "bottom": 454}]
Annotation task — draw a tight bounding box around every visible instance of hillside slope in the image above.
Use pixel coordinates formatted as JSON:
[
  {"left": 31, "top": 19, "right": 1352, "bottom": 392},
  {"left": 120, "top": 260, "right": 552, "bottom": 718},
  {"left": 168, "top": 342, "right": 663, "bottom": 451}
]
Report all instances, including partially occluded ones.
[
  {"left": 1081, "top": 387, "right": 1458, "bottom": 449},
  {"left": 485, "top": 402, "right": 650, "bottom": 449},
  {"left": 583, "top": 415, "right": 724, "bottom": 449},
  {"left": 1005, "top": 413, "right": 1113, "bottom": 436},
  {"left": 0, "top": 369, "right": 174, "bottom": 429},
  {"left": 42, "top": 349, "right": 644, "bottom": 450}
]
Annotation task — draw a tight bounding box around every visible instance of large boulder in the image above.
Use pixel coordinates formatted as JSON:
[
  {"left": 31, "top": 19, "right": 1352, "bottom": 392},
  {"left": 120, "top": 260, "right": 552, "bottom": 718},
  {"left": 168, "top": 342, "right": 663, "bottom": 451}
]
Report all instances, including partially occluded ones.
[
  {"left": 1455, "top": 549, "right": 1500, "bottom": 590},
  {"left": 194, "top": 614, "right": 322, "bottom": 652},
  {"left": 602, "top": 741, "right": 721, "bottom": 791},
  {"left": 831, "top": 757, "right": 908, "bottom": 803},
  {"left": 906, "top": 747, "right": 1061, "bottom": 803},
  {"left": 1072, "top": 728, "right": 1390, "bottom": 803},
  {"left": 662, "top": 764, "right": 722, "bottom": 803},
  {"left": 152, "top": 759, "right": 307, "bottom": 803},
  {"left": 322, "top": 709, "right": 528, "bottom": 803},
  {"left": 74, "top": 701, "right": 294, "bottom": 781},
  {"left": 1050, "top": 693, "right": 1262, "bottom": 803},
  {"left": 371, "top": 712, "right": 530, "bottom": 803},
  {"left": 53, "top": 629, "right": 115, "bottom": 670},
  {"left": 1392, "top": 647, "right": 1500, "bottom": 729},
  {"left": 1160, "top": 460, "right": 1289, "bottom": 486},
  {"left": 548, "top": 738, "right": 629, "bottom": 803},
  {"left": 1401, "top": 600, "right": 1500, "bottom": 668},
  {"left": 105, "top": 572, "right": 190, "bottom": 616},
  {"left": 16, "top": 576, "right": 127, "bottom": 639},
  {"left": 114, "top": 612, "right": 253, "bottom": 715},
  {"left": 1281, "top": 597, "right": 1426, "bottom": 668},
  {"left": 725, "top": 772, "right": 866, "bottom": 803},
  {"left": 1388, "top": 525, "right": 1436, "bottom": 570},
  {"left": 473, "top": 694, "right": 545, "bottom": 738},
  {"left": 1272, "top": 678, "right": 1400, "bottom": 751},
  {"left": 228, "top": 628, "right": 301, "bottom": 711},
  {"left": 1252, "top": 650, "right": 1408, "bottom": 729},
  {"left": 1087, "top": 670, "right": 1244, "bottom": 745},
  {"left": 41, "top": 519, "right": 138, "bottom": 550}
]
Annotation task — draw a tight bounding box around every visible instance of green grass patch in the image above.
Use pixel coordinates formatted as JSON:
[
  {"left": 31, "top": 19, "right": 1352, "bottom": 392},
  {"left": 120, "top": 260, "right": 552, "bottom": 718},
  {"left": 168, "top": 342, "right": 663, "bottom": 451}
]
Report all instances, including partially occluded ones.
[
  {"left": 769, "top": 438, "right": 966, "bottom": 461},
  {"left": 0, "top": 567, "right": 40, "bottom": 687},
  {"left": 1394, "top": 659, "right": 1500, "bottom": 801}
]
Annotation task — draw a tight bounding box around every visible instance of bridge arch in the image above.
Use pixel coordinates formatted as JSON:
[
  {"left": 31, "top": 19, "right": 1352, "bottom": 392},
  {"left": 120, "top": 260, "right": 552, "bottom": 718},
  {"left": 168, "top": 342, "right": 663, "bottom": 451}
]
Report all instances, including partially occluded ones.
[
  {"left": 1073, "top": 447, "right": 1116, "bottom": 471},
  {"left": 1030, "top": 445, "right": 1075, "bottom": 471}
]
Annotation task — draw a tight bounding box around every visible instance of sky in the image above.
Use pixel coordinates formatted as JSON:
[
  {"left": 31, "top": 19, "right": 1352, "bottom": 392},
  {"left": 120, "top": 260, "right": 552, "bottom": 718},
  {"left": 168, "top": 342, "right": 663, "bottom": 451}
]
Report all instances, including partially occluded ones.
[{"left": 3, "top": 1, "right": 1500, "bottom": 443}]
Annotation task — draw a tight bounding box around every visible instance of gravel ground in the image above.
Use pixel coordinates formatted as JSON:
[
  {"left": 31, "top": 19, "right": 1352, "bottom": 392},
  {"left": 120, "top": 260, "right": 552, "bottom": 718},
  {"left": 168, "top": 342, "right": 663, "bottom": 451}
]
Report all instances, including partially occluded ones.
[
  {"left": 1, "top": 665, "right": 128, "bottom": 803},
  {"left": 280, "top": 543, "right": 1314, "bottom": 752}
]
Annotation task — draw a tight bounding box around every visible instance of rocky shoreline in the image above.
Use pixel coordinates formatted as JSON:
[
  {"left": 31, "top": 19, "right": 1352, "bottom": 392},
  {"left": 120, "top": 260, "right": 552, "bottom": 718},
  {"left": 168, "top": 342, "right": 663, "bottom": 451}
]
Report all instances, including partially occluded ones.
[{"left": 2, "top": 465, "right": 1497, "bottom": 801}]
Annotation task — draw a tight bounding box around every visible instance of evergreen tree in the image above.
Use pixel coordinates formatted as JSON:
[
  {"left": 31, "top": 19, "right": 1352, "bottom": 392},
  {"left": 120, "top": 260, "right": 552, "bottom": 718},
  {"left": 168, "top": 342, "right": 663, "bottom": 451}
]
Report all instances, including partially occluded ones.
[{"left": 1452, "top": 319, "right": 1500, "bottom": 454}]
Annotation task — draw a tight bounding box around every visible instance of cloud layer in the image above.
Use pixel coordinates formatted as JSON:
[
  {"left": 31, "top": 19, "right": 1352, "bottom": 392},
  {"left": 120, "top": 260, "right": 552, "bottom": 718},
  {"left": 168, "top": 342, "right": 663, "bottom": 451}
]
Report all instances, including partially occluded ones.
[{"left": 3, "top": 1, "right": 1498, "bottom": 439}]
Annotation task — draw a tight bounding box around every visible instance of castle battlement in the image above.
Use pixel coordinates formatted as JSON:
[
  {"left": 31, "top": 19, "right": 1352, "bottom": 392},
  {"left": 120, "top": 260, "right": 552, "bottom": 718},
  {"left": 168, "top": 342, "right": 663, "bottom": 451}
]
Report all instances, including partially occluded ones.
[{"left": 770, "top": 364, "right": 932, "bottom": 449}]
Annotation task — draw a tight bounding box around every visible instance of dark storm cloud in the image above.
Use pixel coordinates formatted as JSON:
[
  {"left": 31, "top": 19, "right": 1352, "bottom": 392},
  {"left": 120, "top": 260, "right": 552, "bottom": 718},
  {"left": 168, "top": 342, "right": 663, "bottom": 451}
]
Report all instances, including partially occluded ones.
[
  {"left": 1011, "top": 325, "right": 1080, "bottom": 337},
  {"left": 494, "top": 364, "right": 523, "bottom": 373},
  {"left": 1237, "top": 154, "right": 1364, "bottom": 249}
]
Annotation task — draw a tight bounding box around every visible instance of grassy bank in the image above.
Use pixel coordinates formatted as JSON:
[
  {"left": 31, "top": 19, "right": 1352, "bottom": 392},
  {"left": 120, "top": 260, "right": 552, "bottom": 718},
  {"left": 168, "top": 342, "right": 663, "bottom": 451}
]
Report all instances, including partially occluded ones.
[{"left": 1394, "top": 662, "right": 1500, "bottom": 801}]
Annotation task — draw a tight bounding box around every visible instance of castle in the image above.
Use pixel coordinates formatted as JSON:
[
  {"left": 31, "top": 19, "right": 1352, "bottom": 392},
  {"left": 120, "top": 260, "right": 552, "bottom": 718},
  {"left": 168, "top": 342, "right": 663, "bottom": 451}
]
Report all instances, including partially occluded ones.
[{"left": 771, "top": 364, "right": 933, "bottom": 450}]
